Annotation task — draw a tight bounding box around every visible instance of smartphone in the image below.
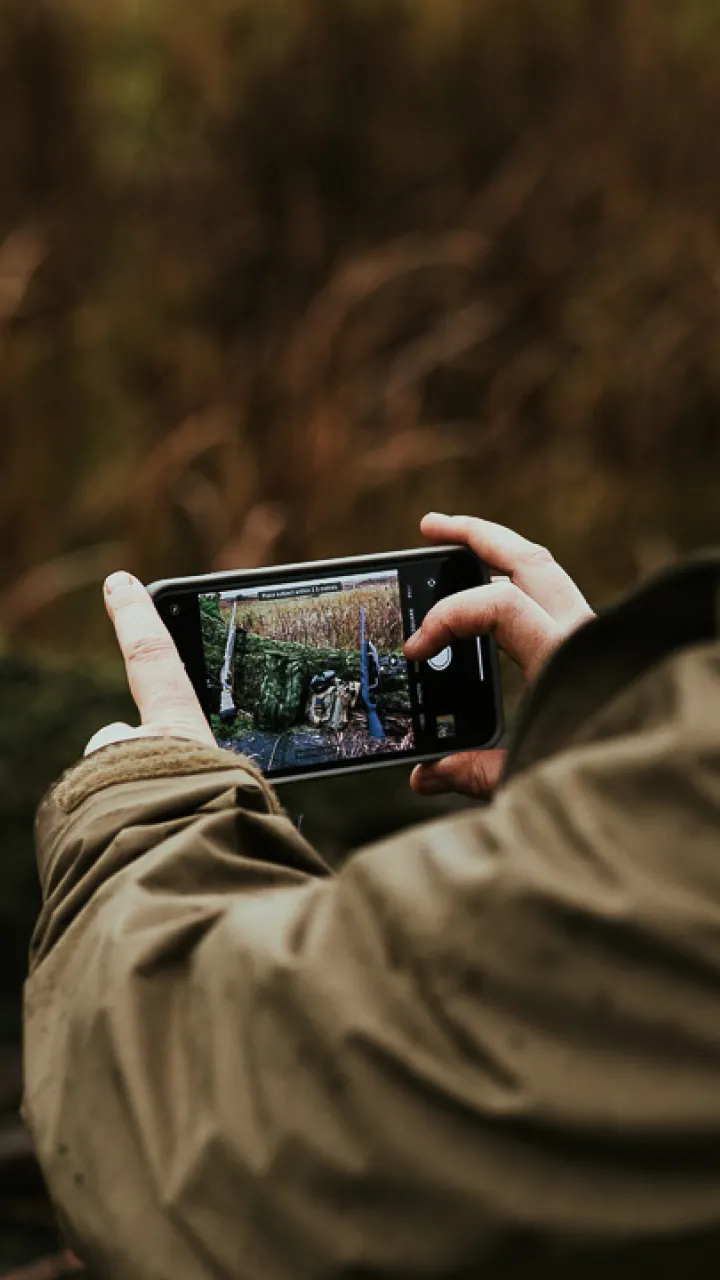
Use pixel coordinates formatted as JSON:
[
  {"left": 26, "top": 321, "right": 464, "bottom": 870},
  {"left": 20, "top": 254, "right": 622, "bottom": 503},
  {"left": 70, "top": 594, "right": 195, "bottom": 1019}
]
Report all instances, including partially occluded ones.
[{"left": 148, "top": 546, "right": 503, "bottom": 784}]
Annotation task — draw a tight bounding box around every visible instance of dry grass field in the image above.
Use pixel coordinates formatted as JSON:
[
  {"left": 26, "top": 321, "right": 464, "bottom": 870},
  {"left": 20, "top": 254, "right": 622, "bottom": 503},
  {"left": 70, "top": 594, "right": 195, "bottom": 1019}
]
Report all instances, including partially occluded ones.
[{"left": 220, "top": 579, "right": 403, "bottom": 652}]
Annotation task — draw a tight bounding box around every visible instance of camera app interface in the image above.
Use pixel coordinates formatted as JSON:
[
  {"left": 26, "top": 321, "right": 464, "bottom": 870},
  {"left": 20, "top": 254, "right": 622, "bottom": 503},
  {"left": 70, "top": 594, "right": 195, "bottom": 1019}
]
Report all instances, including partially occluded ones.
[{"left": 199, "top": 569, "right": 414, "bottom": 773}]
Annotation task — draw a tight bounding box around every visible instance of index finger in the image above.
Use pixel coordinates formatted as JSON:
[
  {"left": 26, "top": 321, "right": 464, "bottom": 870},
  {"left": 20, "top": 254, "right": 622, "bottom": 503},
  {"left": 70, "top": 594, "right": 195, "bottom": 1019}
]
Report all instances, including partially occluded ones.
[
  {"left": 404, "top": 580, "right": 560, "bottom": 682},
  {"left": 420, "top": 512, "right": 591, "bottom": 623},
  {"left": 103, "top": 572, "right": 210, "bottom": 737}
]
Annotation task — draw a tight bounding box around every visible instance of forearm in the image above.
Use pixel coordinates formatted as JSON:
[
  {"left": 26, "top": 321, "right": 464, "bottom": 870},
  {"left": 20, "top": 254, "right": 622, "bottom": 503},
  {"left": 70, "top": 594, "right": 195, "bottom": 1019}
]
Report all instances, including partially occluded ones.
[
  {"left": 30, "top": 736, "right": 329, "bottom": 966},
  {"left": 25, "top": 737, "right": 331, "bottom": 1277}
]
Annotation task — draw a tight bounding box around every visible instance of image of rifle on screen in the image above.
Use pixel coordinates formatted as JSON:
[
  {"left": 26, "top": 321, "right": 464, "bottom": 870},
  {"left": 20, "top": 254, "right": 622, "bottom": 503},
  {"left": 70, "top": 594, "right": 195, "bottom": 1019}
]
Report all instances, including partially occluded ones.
[
  {"left": 219, "top": 599, "right": 238, "bottom": 723},
  {"left": 360, "top": 606, "right": 386, "bottom": 740}
]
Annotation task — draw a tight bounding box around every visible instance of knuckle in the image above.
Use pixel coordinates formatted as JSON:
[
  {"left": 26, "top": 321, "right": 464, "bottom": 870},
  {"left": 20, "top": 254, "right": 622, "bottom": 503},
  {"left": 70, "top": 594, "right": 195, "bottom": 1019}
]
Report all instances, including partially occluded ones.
[
  {"left": 524, "top": 541, "right": 555, "bottom": 568},
  {"left": 432, "top": 598, "right": 453, "bottom": 625},
  {"left": 151, "top": 688, "right": 191, "bottom": 714},
  {"left": 423, "top": 602, "right": 449, "bottom": 635},
  {"left": 470, "top": 751, "right": 503, "bottom": 797},
  {"left": 547, "top": 619, "right": 566, "bottom": 652},
  {"left": 492, "top": 579, "right": 518, "bottom": 610},
  {"left": 470, "top": 755, "right": 490, "bottom": 792},
  {"left": 434, "top": 606, "right": 457, "bottom": 639},
  {"left": 124, "top": 632, "right": 175, "bottom": 665}
]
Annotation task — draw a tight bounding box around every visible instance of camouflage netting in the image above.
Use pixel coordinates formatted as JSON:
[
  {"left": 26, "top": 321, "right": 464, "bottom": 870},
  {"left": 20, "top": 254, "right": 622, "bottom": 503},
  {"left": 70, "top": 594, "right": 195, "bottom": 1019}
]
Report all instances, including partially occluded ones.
[
  {"left": 252, "top": 643, "right": 309, "bottom": 732},
  {"left": 204, "top": 618, "right": 411, "bottom": 733},
  {"left": 235, "top": 635, "right": 411, "bottom": 731}
]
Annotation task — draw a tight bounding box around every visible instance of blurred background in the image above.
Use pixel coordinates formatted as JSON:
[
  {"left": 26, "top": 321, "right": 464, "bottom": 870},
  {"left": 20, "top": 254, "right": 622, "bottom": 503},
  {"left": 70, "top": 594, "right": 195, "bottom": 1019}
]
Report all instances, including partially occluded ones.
[{"left": 1, "top": 0, "right": 720, "bottom": 1271}]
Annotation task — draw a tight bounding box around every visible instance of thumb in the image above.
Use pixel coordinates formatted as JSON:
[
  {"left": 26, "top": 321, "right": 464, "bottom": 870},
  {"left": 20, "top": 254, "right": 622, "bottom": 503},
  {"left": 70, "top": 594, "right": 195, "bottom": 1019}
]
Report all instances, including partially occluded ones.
[
  {"left": 411, "top": 749, "right": 507, "bottom": 799},
  {"left": 103, "top": 571, "right": 214, "bottom": 746}
]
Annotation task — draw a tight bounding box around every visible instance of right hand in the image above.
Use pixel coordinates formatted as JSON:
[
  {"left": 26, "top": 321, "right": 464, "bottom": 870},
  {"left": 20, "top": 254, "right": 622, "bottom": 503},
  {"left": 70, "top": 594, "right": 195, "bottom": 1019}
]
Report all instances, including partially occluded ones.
[{"left": 404, "top": 512, "right": 594, "bottom": 800}]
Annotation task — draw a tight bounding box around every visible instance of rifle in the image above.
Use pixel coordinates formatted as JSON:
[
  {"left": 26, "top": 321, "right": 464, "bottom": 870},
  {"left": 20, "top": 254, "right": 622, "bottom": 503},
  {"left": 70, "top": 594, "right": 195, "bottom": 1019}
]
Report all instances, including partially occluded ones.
[
  {"left": 219, "top": 599, "right": 238, "bottom": 722},
  {"left": 360, "top": 606, "right": 386, "bottom": 740}
]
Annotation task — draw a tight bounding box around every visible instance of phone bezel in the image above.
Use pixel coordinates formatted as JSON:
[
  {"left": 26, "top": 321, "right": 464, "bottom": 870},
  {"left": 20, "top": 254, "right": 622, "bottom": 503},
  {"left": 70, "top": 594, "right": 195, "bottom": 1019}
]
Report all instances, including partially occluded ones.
[{"left": 148, "top": 545, "right": 504, "bottom": 785}]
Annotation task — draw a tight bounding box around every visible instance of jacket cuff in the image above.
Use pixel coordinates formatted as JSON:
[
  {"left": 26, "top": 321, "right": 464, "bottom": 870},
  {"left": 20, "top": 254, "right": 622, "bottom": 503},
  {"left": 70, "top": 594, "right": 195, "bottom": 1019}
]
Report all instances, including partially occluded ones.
[{"left": 47, "top": 736, "right": 281, "bottom": 816}]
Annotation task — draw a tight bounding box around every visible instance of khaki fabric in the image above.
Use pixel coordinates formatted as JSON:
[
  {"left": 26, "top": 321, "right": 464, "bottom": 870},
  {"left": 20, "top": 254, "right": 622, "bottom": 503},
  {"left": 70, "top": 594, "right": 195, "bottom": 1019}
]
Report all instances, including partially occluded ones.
[{"left": 23, "top": 558, "right": 720, "bottom": 1279}]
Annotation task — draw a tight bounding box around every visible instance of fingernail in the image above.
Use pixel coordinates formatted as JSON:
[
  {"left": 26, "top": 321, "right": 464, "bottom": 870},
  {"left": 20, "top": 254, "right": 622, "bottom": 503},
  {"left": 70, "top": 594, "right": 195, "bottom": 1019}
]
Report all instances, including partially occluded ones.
[
  {"left": 424, "top": 511, "right": 449, "bottom": 519},
  {"left": 104, "top": 571, "right": 134, "bottom": 595}
]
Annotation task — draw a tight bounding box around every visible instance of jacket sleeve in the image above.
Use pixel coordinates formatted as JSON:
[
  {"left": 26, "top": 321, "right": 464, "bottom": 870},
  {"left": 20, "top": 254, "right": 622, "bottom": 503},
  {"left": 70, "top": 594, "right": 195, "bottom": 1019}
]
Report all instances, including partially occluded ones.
[{"left": 23, "top": 648, "right": 720, "bottom": 1280}]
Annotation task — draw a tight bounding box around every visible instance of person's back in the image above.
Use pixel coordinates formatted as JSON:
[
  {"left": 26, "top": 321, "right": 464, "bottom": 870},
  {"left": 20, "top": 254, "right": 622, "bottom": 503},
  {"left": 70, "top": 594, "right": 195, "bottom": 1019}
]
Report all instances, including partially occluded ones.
[{"left": 23, "top": 515, "right": 720, "bottom": 1278}]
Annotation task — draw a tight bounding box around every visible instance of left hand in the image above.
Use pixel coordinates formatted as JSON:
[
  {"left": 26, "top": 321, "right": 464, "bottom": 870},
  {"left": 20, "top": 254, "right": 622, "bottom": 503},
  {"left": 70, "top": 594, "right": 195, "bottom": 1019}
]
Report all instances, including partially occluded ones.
[{"left": 84, "top": 572, "right": 215, "bottom": 755}]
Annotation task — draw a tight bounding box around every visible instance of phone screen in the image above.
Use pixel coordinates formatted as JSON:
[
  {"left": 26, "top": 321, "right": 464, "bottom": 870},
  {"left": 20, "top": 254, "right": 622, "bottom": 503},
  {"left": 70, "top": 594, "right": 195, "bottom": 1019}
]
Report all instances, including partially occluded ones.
[{"left": 154, "top": 548, "right": 502, "bottom": 781}]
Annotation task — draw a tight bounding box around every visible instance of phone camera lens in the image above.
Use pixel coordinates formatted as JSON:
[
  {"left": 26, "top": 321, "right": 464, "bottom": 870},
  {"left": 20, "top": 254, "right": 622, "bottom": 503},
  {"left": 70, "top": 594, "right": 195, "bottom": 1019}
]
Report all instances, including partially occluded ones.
[{"left": 169, "top": 602, "right": 181, "bottom": 617}]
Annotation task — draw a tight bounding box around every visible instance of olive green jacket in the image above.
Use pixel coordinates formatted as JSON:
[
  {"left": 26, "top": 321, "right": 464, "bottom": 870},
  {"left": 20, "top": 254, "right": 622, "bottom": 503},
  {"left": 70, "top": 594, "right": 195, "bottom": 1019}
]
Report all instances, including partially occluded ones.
[{"left": 24, "top": 557, "right": 720, "bottom": 1279}]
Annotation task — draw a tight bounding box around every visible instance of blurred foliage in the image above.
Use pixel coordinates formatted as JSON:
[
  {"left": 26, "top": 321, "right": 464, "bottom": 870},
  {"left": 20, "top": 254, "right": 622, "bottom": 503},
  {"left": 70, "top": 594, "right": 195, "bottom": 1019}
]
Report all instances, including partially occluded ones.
[
  {"left": 1, "top": 4, "right": 720, "bottom": 1258},
  {"left": 0, "top": 0, "right": 718, "bottom": 657}
]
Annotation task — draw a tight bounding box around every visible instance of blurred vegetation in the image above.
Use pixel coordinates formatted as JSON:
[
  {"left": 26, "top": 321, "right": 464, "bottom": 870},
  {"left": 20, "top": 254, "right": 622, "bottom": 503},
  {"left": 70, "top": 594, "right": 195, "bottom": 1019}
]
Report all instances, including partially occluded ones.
[
  {"left": 1, "top": 0, "right": 719, "bottom": 660},
  {"left": 1, "top": 1, "right": 720, "bottom": 1263}
]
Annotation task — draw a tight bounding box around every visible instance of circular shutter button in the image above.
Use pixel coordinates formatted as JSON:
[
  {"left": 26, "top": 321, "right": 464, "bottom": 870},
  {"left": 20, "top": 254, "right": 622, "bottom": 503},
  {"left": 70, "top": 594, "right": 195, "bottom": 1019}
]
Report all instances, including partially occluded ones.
[{"left": 427, "top": 646, "right": 452, "bottom": 672}]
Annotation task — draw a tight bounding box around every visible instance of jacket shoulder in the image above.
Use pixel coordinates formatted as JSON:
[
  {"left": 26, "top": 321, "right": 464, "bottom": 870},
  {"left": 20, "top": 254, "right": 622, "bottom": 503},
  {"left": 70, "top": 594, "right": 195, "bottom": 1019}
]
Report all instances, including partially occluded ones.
[{"left": 506, "top": 552, "right": 720, "bottom": 780}]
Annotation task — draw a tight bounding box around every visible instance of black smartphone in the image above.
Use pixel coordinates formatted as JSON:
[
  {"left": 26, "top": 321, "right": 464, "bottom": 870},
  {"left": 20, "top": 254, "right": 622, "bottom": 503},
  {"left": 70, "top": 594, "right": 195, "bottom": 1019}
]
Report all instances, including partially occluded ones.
[{"left": 148, "top": 546, "right": 503, "bottom": 784}]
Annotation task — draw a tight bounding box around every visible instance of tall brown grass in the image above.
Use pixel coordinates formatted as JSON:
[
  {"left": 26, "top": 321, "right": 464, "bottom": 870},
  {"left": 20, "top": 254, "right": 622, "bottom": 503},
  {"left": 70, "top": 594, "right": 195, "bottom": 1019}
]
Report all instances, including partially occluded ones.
[
  {"left": 0, "top": 0, "right": 719, "bottom": 650},
  {"left": 223, "top": 582, "right": 403, "bottom": 651}
]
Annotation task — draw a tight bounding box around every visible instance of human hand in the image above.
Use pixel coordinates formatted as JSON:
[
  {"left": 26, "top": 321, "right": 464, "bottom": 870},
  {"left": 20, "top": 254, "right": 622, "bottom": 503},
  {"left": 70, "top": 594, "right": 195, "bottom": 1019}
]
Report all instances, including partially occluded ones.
[
  {"left": 404, "top": 512, "right": 594, "bottom": 799},
  {"left": 84, "top": 572, "right": 215, "bottom": 755}
]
